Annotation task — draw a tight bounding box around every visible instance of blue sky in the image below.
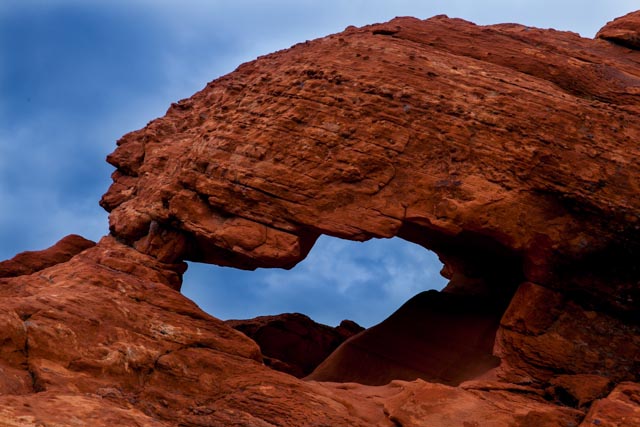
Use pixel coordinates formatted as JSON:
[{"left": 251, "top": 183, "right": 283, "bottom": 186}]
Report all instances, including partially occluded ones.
[{"left": 1, "top": 1, "right": 636, "bottom": 327}]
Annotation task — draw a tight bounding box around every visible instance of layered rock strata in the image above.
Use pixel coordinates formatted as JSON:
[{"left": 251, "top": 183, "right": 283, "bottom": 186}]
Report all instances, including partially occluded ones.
[
  {"left": 0, "top": 9, "right": 638, "bottom": 426},
  {"left": 101, "top": 8, "right": 640, "bottom": 386}
]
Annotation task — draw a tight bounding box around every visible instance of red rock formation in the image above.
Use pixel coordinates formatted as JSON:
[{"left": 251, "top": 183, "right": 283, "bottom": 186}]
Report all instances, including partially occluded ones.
[
  {"left": 102, "top": 5, "right": 640, "bottom": 381},
  {"left": 597, "top": 10, "right": 640, "bottom": 49},
  {"left": 0, "top": 231, "right": 593, "bottom": 425},
  {"left": 0, "top": 10, "right": 638, "bottom": 426},
  {"left": 0, "top": 234, "right": 95, "bottom": 278},
  {"left": 226, "top": 313, "right": 364, "bottom": 377},
  {"left": 0, "top": 237, "right": 385, "bottom": 426},
  {"left": 581, "top": 382, "right": 640, "bottom": 427}
]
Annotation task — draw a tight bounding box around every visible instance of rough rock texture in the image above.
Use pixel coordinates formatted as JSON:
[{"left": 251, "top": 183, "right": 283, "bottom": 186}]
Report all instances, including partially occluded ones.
[
  {"left": 226, "top": 313, "right": 364, "bottom": 377},
  {"left": 580, "top": 382, "right": 640, "bottom": 427},
  {"left": 102, "top": 8, "right": 640, "bottom": 383},
  {"left": 495, "top": 282, "right": 639, "bottom": 385},
  {"left": 0, "top": 234, "right": 95, "bottom": 278},
  {"left": 0, "top": 10, "right": 638, "bottom": 426},
  {"left": 597, "top": 10, "right": 640, "bottom": 50},
  {"left": 0, "top": 238, "right": 584, "bottom": 426},
  {"left": 0, "top": 238, "right": 387, "bottom": 426}
]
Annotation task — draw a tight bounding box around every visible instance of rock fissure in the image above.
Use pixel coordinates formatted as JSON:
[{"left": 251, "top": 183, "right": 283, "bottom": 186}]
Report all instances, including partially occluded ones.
[{"left": 23, "top": 327, "right": 41, "bottom": 393}]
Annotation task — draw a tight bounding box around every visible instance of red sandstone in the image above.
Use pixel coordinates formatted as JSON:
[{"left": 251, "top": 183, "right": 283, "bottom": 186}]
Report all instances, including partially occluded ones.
[{"left": 0, "top": 10, "right": 638, "bottom": 426}]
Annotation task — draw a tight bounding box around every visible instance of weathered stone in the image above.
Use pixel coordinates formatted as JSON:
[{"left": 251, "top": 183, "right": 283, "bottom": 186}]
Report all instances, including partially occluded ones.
[
  {"left": 546, "top": 374, "right": 612, "bottom": 408},
  {"left": 102, "top": 16, "right": 640, "bottom": 311},
  {"left": 380, "top": 379, "right": 584, "bottom": 427},
  {"left": 597, "top": 10, "right": 640, "bottom": 49},
  {"left": 0, "top": 238, "right": 380, "bottom": 426},
  {"left": 495, "top": 282, "right": 640, "bottom": 385},
  {"left": 580, "top": 382, "right": 640, "bottom": 427},
  {"left": 0, "top": 10, "right": 638, "bottom": 426},
  {"left": 0, "top": 234, "right": 95, "bottom": 278}
]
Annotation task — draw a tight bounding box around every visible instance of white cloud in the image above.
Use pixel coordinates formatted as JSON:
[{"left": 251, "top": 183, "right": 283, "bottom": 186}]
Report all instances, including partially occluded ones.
[
  {"left": 182, "top": 236, "right": 447, "bottom": 327},
  {"left": 253, "top": 236, "right": 447, "bottom": 325},
  {"left": 263, "top": 238, "right": 377, "bottom": 295}
]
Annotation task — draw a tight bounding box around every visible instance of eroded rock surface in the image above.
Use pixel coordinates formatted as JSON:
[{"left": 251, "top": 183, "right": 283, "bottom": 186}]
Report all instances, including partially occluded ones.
[
  {"left": 597, "top": 10, "right": 640, "bottom": 50},
  {"left": 0, "top": 234, "right": 95, "bottom": 278},
  {"left": 0, "top": 238, "right": 385, "bottom": 426},
  {"left": 102, "top": 7, "right": 640, "bottom": 386},
  {"left": 0, "top": 10, "right": 639, "bottom": 426}
]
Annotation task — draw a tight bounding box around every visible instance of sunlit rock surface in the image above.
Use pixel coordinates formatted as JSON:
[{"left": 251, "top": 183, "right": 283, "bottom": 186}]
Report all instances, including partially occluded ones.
[
  {"left": 0, "top": 10, "right": 638, "bottom": 426},
  {"left": 0, "top": 234, "right": 95, "bottom": 278}
]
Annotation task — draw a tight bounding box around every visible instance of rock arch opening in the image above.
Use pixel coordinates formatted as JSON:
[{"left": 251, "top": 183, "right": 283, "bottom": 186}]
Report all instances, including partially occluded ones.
[
  {"left": 308, "top": 223, "right": 526, "bottom": 386},
  {"left": 181, "top": 226, "right": 525, "bottom": 386},
  {"left": 181, "top": 235, "right": 448, "bottom": 328}
]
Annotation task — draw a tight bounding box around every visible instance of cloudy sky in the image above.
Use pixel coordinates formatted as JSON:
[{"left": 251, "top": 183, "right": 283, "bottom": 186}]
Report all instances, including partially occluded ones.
[{"left": 1, "top": 1, "right": 636, "bottom": 327}]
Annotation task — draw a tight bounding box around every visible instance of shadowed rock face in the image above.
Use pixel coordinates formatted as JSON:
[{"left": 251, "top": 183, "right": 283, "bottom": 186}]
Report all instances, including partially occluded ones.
[
  {"left": 0, "top": 10, "right": 638, "bottom": 426},
  {"left": 597, "top": 10, "right": 640, "bottom": 49},
  {"left": 227, "top": 313, "right": 364, "bottom": 378},
  {"left": 307, "top": 290, "right": 503, "bottom": 386}
]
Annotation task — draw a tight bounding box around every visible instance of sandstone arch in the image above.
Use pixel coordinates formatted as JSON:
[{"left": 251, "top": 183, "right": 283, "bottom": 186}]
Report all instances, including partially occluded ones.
[
  {"left": 0, "top": 11, "right": 637, "bottom": 426},
  {"left": 101, "top": 13, "right": 640, "bottom": 386}
]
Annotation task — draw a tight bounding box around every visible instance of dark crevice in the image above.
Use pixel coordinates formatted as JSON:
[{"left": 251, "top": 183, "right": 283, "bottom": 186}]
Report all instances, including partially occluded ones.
[
  {"left": 600, "top": 37, "right": 640, "bottom": 51},
  {"left": 464, "top": 383, "right": 543, "bottom": 397},
  {"left": 397, "top": 222, "right": 525, "bottom": 304},
  {"left": 383, "top": 406, "right": 404, "bottom": 427},
  {"left": 550, "top": 386, "right": 580, "bottom": 408},
  {"left": 372, "top": 29, "right": 400, "bottom": 36},
  {"left": 552, "top": 241, "right": 640, "bottom": 324},
  {"left": 23, "top": 327, "right": 44, "bottom": 393}
]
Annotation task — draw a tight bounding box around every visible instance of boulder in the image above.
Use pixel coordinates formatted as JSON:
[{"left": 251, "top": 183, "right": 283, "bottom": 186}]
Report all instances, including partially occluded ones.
[
  {"left": 227, "top": 313, "right": 364, "bottom": 377},
  {"left": 0, "top": 234, "right": 95, "bottom": 278}
]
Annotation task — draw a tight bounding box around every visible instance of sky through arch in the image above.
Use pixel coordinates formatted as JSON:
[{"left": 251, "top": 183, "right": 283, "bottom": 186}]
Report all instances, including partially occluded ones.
[{"left": 182, "top": 236, "right": 447, "bottom": 328}]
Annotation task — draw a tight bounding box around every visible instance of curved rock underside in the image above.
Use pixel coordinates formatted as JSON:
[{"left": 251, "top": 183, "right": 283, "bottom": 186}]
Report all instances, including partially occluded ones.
[{"left": 0, "top": 10, "right": 639, "bottom": 426}]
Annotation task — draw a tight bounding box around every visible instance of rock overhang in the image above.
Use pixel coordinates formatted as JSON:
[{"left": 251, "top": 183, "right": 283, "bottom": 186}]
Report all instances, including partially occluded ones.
[
  {"left": 101, "top": 13, "right": 640, "bottom": 307},
  {"left": 97, "top": 12, "right": 640, "bottom": 390},
  {"left": 597, "top": 10, "right": 640, "bottom": 50}
]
